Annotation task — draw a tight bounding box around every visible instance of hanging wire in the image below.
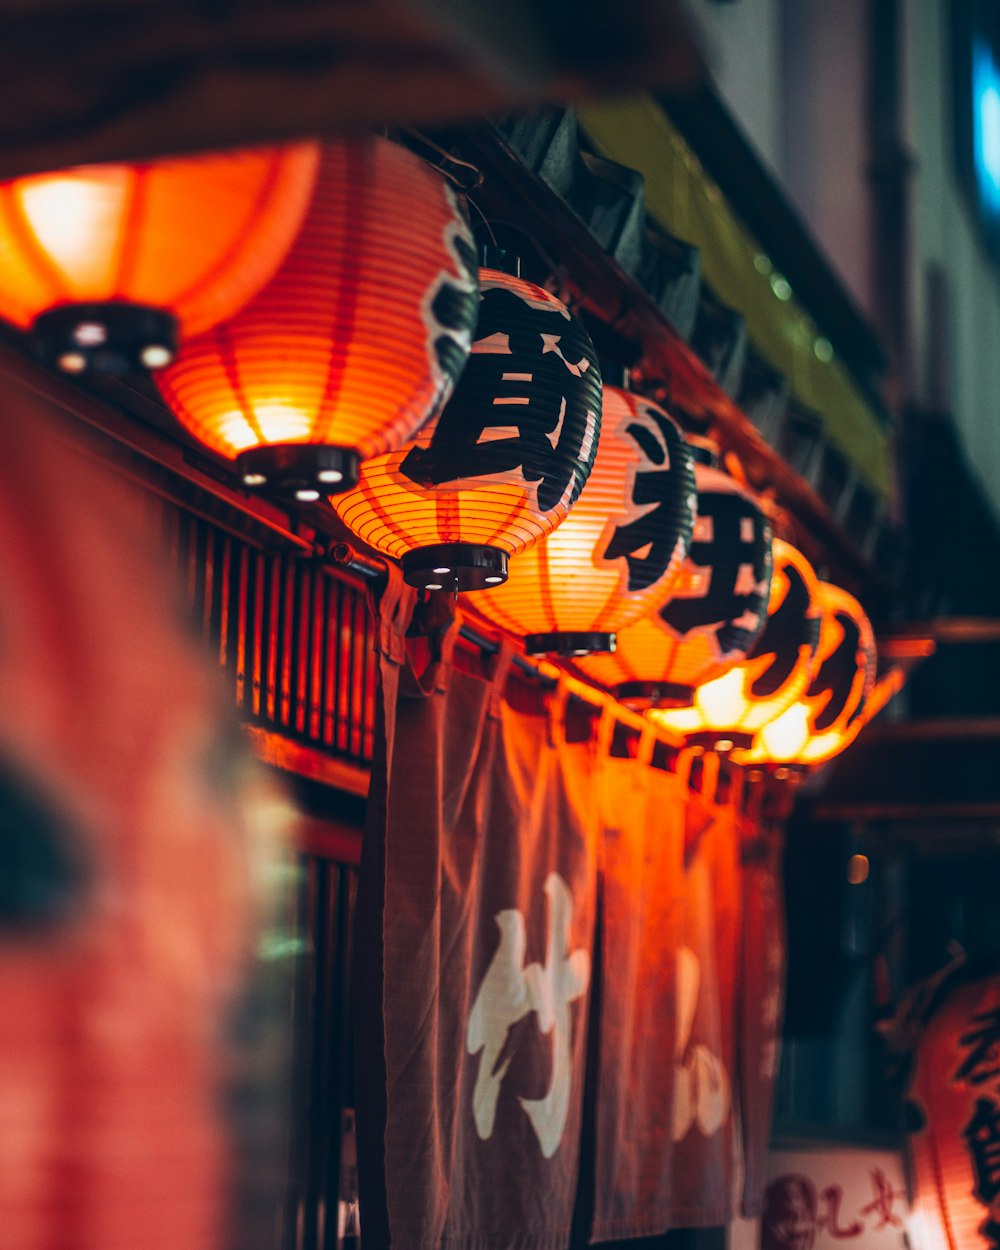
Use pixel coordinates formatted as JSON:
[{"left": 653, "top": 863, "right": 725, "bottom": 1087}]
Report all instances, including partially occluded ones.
[
  {"left": 476, "top": 215, "right": 577, "bottom": 306},
  {"left": 393, "top": 127, "right": 497, "bottom": 247},
  {"left": 465, "top": 196, "right": 498, "bottom": 246},
  {"left": 402, "top": 129, "right": 485, "bottom": 194}
]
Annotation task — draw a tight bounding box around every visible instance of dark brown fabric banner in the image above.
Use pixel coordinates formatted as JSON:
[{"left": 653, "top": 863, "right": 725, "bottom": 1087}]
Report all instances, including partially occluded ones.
[
  {"left": 591, "top": 727, "right": 685, "bottom": 1243},
  {"left": 357, "top": 581, "right": 599, "bottom": 1250},
  {"left": 592, "top": 750, "right": 745, "bottom": 1240},
  {"left": 737, "top": 823, "right": 786, "bottom": 1218},
  {"left": 357, "top": 581, "right": 785, "bottom": 1249},
  {"left": 666, "top": 774, "right": 741, "bottom": 1227}
]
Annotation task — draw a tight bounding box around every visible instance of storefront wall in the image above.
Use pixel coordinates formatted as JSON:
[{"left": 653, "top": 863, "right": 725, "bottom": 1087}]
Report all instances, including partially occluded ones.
[{"left": 906, "top": 0, "right": 1000, "bottom": 519}]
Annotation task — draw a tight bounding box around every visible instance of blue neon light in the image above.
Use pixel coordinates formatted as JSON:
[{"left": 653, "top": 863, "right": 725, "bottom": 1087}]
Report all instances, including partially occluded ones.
[{"left": 973, "top": 39, "right": 1000, "bottom": 217}]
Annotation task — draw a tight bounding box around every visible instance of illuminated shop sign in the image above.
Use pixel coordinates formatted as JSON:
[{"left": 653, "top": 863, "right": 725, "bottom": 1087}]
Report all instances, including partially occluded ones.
[
  {"left": 973, "top": 41, "right": 1000, "bottom": 217},
  {"left": 955, "top": 3, "right": 1000, "bottom": 259}
]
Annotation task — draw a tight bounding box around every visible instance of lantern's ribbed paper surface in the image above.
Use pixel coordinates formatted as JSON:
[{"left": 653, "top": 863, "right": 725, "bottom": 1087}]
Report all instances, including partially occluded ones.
[
  {"left": 466, "top": 387, "right": 696, "bottom": 642},
  {"left": 157, "top": 139, "right": 479, "bottom": 461},
  {"left": 333, "top": 267, "right": 602, "bottom": 562},
  {"left": 650, "top": 538, "right": 820, "bottom": 739},
  {"left": 742, "top": 581, "right": 876, "bottom": 765},
  {"left": 579, "top": 464, "right": 772, "bottom": 699},
  {"left": 906, "top": 964, "right": 1000, "bottom": 1250},
  {"left": 0, "top": 143, "right": 319, "bottom": 337},
  {"left": 0, "top": 386, "right": 262, "bottom": 1250}
]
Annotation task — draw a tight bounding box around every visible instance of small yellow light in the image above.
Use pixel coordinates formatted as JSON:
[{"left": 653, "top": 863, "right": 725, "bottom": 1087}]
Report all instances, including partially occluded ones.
[
  {"left": 139, "top": 344, "right": 174, "bottom": 369},
  {"left": 73, "top": 320, "right": 107, "bottom": 346},
  {"left": 57, "top": 351, "right": 87, "bottom": 373},
  {"left": 846, "top": 853, "right": 870, "bottom": 885}
]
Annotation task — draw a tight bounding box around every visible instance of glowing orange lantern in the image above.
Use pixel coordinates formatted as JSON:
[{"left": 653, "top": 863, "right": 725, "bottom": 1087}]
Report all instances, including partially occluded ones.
[
  {"left": 0, "top": 387, "right": 262, "bottom": 1250},
  {"left": 906, "top": 960, "right": 1000, "bottom": 1250},
  {"left": 0, "top": 142, "right": 320, "bottom": 374},
  {"left": 648, "top": 538, "right": 821, "bottom": 749},
  {"left": 157, "top": 138, "right": 479, "bottom": 499},
  {"left": 741, "top": 582, "right": 876, "bottom": 766},
  {"left": 333, "top": 256, "right": 602, "bottom": 590},
  {"left": 578, "top": 447, "right": 772, "bottom": 702},
  {"left": 465, "top": 382, "right": 696, "bottom": 653}
]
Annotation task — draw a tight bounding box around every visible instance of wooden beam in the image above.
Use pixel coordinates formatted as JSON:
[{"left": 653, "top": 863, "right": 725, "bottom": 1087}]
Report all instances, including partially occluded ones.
[
  {"left": 859, "top": 716, "right": 1000, "bottom": 742},
  {"left": 814, "top": 801, "right": 1000, "bottom": 822},
  {"left": 884, "top": 618, "right": 1000, "bottom": 644},
  {"left": 453, "top": 123, "right": 891, "bottom": 600},
  {"left": 0, "top": 0, "right": 702, "bottom": 177},
  {"left": 245, "top": 726, "right": 371, "bottom": 799}
]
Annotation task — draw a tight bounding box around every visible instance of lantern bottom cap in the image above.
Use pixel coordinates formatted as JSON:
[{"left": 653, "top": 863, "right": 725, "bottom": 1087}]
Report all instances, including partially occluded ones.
[
  {"left": 741, "top": 761, "right": 806, "bottom": 778},
  {"left": 34, "top": 302, "right": 179, "bottom": 376},
  {"left": 525, "top": 631, "right": 616, "bottom": 657},
  {"left": 767, "top": 763, "right": 806, "bottom": 780},
  {"left": 616, "top": 680, "right": 694, "bottom": 709},
  {"left": 237, "top": 443, "right": 361, "bottom": 498},
  {"left": 402, "top": 543, "right": 508, "bottom": 592},
  {"left": 683, "top": 730, "right": 755, "bottom": 752}
]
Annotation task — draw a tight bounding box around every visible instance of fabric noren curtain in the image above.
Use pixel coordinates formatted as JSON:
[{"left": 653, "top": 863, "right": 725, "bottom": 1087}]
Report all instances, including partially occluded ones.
[{"left": 355, "top": 575, "right": 785, "bottom": 1249}]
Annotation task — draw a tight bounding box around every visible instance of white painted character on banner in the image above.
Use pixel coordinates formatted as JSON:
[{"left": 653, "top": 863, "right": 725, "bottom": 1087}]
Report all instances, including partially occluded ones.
[
  {"left": 466, "top": 872, "right": 590, "bottom": 1158},
  {"left": 672, "top": 944, "right": 732, "bottom": 1141},
  {"left": 760, "top": 934, "right": 784, "bottom": 1080}
]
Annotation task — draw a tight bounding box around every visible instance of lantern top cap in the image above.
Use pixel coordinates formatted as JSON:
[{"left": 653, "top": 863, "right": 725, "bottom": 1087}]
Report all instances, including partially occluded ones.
[
  {"left": 686, "top": 435, "right": 719, "bottom": 468},
  {"left": 600, "top": 362, "right": 631, "bottom": 389},
  {"left": 479, "top": 244, "right": 521, "bottom": 277}
]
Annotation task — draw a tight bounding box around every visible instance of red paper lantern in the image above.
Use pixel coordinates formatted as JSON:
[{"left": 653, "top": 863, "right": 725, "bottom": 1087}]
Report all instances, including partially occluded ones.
[
  {"left": 649, "top": 538, "right": 821, "bottom": 749},
  {"left": 333, "top": 260, "right": 602, "bottom": 590},
  {"left": 907, "top": 961, "right": 1000, "bottom": 1250},
  {"left": 0, "top": 142, "right": 319, "bottom": 374},
  {"left": 741, "top": 581, "right": 876, "bottom": 766},
  {"left": 578, "top": 448, "right": 773, "bottom": 703},
  {"left": 157, "top": 138, "right": 480, "bottom": 498},
  {"left": 465, "top": 384, "right": 696, "bottom": 654},
  {"left": 0, "top": 386, "right": 263, "bottom": 1250}
]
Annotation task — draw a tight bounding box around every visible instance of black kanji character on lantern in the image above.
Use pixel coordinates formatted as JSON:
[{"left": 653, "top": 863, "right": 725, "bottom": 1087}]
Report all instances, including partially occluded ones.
[
  {"left": 427, "top": 231, "right": 480, "bottom": 384},
  {"left": 658, "top": 489, "right": 771, "bottom": 654},
  {"left": 747, "top": 562, "right": 819, "bottom": 699},
  {"left": 602, "top": 407, "right": 695, "bottom": 592},
  {"left": 401, "top": 284, "right": 600, "bottom": 513},
  {"left": 957, "top": 1006, "right": 1000, "bottom": 1087},
  {"left": 963, "top": 1096, "right": 1000, "bottom": 1249},
  {"left": 808, "top": 611, "right": 863, "bottom": 732}
]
